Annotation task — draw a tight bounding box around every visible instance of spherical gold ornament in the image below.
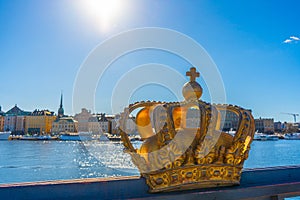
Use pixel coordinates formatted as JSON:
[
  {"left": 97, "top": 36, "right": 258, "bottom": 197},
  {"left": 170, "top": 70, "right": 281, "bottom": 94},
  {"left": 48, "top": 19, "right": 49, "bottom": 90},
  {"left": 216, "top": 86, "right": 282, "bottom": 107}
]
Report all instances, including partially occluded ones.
[{"left": 182, "top": 81, "right": 203, "bottom": 100}]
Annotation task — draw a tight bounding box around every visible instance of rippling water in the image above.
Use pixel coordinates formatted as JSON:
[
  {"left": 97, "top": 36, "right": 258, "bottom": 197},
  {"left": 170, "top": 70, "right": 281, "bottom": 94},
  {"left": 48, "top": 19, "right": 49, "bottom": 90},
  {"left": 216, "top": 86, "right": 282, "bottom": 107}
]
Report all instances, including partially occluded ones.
[
  {"left": 0, "top": 140, "right": 139, "bottom": 184},
  {"left": 0, "top": 140, "right": 300, "bottom": 184}
]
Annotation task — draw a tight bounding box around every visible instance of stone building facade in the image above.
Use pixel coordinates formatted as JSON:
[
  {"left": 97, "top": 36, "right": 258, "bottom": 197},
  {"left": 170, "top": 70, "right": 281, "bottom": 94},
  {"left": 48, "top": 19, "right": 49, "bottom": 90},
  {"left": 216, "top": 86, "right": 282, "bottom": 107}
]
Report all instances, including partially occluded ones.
[
  {"left": 74, "top": 108, "right": 93, "bottom": 132},
  {"left": 255, "top": 118, "right": 274, "bottom": 133},
  {"left": 52, "top": 117, "right": 78, "bottom": 134}
]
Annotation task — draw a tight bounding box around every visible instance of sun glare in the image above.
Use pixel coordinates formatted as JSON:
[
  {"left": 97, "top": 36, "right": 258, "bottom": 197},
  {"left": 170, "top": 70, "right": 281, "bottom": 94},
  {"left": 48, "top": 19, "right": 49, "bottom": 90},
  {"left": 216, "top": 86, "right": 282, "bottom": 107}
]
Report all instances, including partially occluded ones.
[{"left": 79, "top": 0, "right": 126, "bottom": 32}]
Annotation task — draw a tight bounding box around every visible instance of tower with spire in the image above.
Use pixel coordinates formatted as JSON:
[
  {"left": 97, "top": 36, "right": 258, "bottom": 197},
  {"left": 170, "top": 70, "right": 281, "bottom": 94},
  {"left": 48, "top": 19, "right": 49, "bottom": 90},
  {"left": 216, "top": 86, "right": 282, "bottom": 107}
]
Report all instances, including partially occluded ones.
[{"left": 58, "top": 92, "right": 64, "bottom": 118}]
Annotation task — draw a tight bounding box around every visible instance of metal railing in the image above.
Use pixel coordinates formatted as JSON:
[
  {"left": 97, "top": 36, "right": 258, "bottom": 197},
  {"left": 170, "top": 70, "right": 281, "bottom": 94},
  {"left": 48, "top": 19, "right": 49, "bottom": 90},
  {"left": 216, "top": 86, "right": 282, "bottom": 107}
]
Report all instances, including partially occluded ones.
[{"left": 0, "top": 165, "right": 300, "bottom": 199}]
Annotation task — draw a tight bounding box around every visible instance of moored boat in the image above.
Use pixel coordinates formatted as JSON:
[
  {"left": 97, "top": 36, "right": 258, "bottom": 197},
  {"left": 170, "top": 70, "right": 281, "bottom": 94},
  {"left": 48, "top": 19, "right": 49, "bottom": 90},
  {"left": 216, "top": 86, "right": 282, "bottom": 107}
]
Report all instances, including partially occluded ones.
[
  {"left": 19, "top": 135, "right": 39, "bottom": 141},
  {"left": 0, "top": 131, "right": 11, "bottom": 140},
  {"left": 254, "top": 131, "right": 279, "bottom": 141},
  {"left": 106, "top": 134, "right": 122, "bottom": 141},
  {"left": 14, "top": 134, "right": 58, "bottom": 141},
  {"left": 254, "top": 133, "right": 267, "bottom": 141},
  {"left": 59, "top": 132, "right": 96, "bottom": 141},
  {"left": 266, "top": 135, "right": 279, "bottom": 141},
  {"left": 284, "top": 133, "right": 300, "bottom": 140},
  {"left": 37, "top": 135, "right": 58, "bottom": 140},
  {"left": 9, "top": 135, "right": 22, "bottom": 140},
  {"left": 276, "top": 133, "right": 285, "bottom": 139}
]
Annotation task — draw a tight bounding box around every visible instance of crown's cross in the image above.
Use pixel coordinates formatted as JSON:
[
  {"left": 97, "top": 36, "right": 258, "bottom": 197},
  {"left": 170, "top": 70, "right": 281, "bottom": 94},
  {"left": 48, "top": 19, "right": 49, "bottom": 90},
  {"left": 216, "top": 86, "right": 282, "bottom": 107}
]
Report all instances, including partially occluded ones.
[{"left": 186, "top": 67, "right": 199, "bottom": 82}]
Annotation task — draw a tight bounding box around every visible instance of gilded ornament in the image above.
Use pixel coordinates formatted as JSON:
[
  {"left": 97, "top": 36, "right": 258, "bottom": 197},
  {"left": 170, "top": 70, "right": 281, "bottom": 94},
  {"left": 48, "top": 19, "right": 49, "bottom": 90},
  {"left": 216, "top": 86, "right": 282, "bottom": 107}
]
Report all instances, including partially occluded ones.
[{"left": 119, "top": 67, "right": 255, "bottom": 193}]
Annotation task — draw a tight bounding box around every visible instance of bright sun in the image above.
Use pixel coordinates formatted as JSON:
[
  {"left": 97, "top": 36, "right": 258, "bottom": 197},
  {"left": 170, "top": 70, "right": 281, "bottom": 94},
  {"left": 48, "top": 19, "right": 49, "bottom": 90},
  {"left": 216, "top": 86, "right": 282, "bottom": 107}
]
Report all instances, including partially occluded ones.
[{"left": 79, "top": 0, "right": 126, "bottom": 32}]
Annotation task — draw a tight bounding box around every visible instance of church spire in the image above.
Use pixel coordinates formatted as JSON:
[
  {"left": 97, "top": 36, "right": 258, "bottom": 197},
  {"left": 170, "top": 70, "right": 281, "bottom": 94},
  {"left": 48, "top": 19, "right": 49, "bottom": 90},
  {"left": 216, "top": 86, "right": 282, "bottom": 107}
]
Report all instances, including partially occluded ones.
[
  {"left": 58, "top": 92, "right": 64, "bottom": 118},
  {"left": 60, "top": 92, "right": 63, "bottom": 109}
]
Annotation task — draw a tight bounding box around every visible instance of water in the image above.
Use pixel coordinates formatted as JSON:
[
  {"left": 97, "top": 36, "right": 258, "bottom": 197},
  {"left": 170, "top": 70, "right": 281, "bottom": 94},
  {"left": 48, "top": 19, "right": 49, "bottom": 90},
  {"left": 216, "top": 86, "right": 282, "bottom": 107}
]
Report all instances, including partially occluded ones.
[
  {"left": 0, "top": 140, "right": 300, "bottom": 184},
  {"left": 0, "top": 140, "right": 139, "bottom": 184},
  {"left": 244, "top": 140, "right": 300, "bottom": 168}
]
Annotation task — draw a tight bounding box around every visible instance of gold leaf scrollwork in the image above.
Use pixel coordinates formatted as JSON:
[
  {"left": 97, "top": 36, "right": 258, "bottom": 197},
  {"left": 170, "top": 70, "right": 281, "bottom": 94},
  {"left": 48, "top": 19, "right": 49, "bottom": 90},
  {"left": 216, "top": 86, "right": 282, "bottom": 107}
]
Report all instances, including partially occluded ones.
[{"left": 159, "top": 143, "right": 185, "bottom": 169}]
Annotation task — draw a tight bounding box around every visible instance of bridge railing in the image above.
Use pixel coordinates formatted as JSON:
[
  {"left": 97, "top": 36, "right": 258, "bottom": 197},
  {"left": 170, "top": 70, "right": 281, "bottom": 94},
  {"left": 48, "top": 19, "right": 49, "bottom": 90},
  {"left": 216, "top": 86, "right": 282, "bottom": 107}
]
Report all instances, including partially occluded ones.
[{"left": 0, "top": 165, "right": 300, "bottom": 200}]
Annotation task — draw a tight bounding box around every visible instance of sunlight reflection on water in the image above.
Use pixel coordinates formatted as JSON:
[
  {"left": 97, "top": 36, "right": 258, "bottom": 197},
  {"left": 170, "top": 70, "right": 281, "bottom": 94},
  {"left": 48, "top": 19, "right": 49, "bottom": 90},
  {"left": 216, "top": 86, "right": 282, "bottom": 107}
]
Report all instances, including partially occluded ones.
[{"left": 0, "top": 140, "right": 300, "bottom": 184}]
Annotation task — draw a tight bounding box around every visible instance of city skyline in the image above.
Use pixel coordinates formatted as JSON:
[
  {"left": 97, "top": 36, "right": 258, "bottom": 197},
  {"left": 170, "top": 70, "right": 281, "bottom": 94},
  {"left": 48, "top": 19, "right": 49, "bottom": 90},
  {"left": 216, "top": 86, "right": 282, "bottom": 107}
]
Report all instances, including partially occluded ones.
[
  {"left": 1, "top": 0, "right": 300, "bottom": 122},
  {"left": 0, "top": 98, "right": 296, "bottom": 124}
]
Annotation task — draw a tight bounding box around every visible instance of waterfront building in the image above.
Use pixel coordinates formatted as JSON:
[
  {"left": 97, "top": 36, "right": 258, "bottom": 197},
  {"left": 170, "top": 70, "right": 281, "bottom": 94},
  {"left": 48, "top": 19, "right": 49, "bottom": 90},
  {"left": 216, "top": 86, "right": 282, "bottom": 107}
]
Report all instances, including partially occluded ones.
[
  {"left": 106, "top": 114, "right": 137, "bottom": 135},
  {"left": 74, "top": 108, "right": 93, "bottom": 132},
  {"left": 297, "top": 123, "right": 300, "bottom": 129},
  {"left": 88, "top": 116, "right": 101, "bottom": 134},
  {"left": 88, "top": 113, "right": 110, "bottom": 134},
  {"left": 274, "top": 121, "right": 283, "bottom": 133},
  {"left": 25, "top": 109, "right": 56, "bottom": 134},
  {"left": 106, "top": 114, "right": 119, "bottom": 134},
  {"left": 4, "top": 115, "right": 16, "bottom": 132},
  {"left": 255, "top": 118, "right": 274, "bottom": 134},
  {"left": 16, "top": 116, "right": 26, "bottom": 133},
  {"left": 4, "top": 105, "right": 31, "bottom": 134},
  {"left": 0, "top": 116, "right": 4, "bottom": 132},
  {"left": 51, "top": 117, "right": 78, "bottom": 134},
  {"left": 282, "top": 122, "right": 299, "bottom": 133},
  {"left": 98, "top": 113, "right": 110, "bottom": 133},
  {"left": 0, "top": 106, "right": 5, "bottom": 131}
]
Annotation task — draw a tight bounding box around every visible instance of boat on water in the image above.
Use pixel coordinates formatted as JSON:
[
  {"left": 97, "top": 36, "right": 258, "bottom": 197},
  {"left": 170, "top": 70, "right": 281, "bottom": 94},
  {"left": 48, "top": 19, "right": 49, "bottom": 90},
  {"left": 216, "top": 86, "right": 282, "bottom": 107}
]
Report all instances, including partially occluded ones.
[
  {"left": 284, "top": 133, "right": 300, "bottom": 140},
  {"left": 254, "top": 133, "right": 279, "bottom": 141},
  {"left": 19, "top": 134, "right": 58, "bottom": 141},
  {"left": 59, "top": 132, "right": 97, "bottom": 141},
  {"left": 0, "top": 131, "right": 11, "bottom": 140},
  {"left": 37, "top": 135, "right": 58, "bottom": 140},
  {"left": 9, "top": 135, "right": 22, "bottom": 140},
  {"left": 276, "top": 133, "right": 285, "bottom": 139},
  {"left": 266, "top": 135, "right": 279, "bottom": 141},
  {"left": 19, "top": 135, "right": 39, "bottom": 141},
  {"left": 107, "top": 134, "right": 122, "bottom": 141},
  {"left": 254, "top": 133, "right": 267, "bottom": 141}
]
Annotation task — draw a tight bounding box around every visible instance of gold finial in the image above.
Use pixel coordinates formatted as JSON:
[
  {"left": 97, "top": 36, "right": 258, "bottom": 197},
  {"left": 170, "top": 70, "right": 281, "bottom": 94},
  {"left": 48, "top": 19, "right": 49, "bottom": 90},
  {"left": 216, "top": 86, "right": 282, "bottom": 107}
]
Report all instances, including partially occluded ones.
[
  {"left": 183, "top": 67, "right": 202, "bottom": 100},
  {"left": 186, "top": 67, "right": 199, "bottom": 82}
]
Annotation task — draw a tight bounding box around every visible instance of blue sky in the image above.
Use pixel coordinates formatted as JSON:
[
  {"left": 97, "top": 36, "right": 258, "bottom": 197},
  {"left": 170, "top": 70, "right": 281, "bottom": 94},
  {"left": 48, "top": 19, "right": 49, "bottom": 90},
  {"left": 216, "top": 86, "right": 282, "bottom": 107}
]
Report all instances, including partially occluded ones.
[{"left": 0, "top": 0, "right": 299, "bottom": 122}]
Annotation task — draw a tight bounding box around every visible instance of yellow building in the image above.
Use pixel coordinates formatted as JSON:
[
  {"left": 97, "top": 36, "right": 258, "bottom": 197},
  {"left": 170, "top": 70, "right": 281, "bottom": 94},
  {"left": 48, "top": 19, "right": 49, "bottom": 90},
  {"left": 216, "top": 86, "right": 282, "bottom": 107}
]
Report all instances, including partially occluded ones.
[{"left": 25, "top": 110, "right": 56, "bottom": 134}]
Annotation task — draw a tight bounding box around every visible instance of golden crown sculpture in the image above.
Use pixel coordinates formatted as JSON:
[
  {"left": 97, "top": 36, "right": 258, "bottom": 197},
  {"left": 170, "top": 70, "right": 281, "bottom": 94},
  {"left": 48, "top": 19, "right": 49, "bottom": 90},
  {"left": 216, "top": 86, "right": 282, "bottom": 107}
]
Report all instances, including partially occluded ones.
[{"left": 119, "top": 67, "right": 255, "bottom": 193}]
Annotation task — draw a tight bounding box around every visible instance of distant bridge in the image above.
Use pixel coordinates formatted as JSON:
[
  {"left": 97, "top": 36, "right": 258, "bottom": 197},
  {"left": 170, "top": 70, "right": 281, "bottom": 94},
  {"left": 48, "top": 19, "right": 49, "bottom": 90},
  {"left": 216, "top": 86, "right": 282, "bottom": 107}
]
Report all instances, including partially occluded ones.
[{"left": 1, "top": 165, "right": 300, "bottom": 200}]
